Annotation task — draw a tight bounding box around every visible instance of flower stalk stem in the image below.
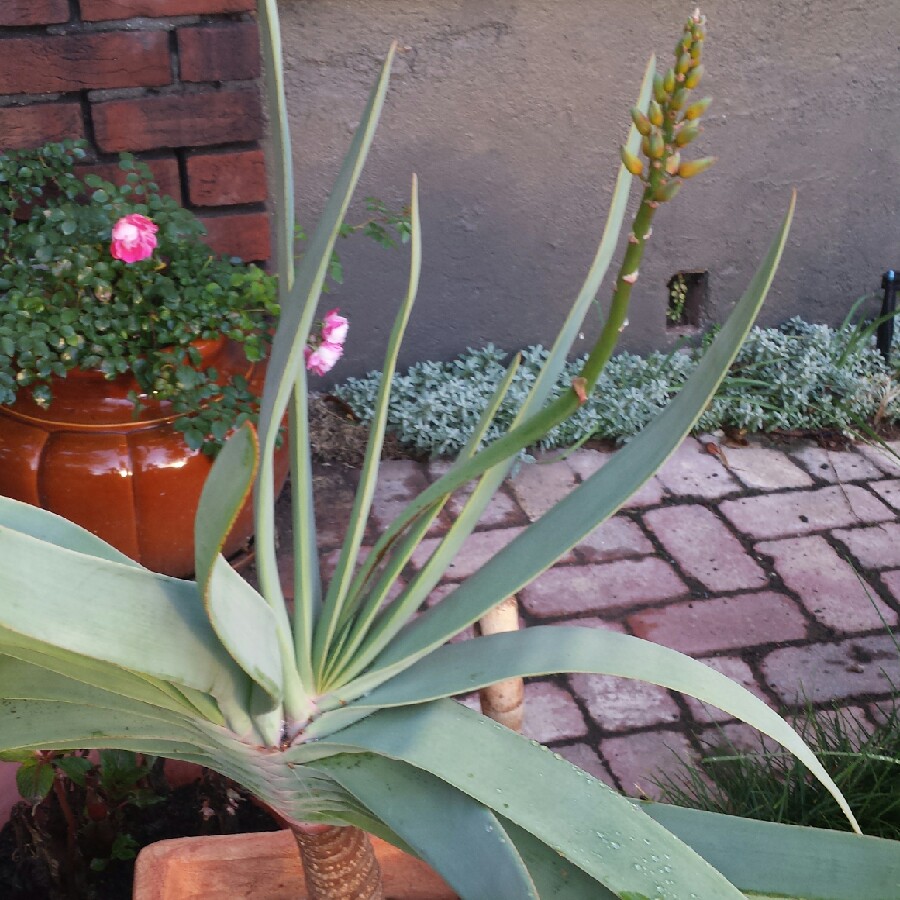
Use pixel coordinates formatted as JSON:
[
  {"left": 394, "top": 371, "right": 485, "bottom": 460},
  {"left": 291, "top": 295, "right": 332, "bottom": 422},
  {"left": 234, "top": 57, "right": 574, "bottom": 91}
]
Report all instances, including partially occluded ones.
[{"left": 579, "top": 187, "right": 658, "bottom": 389}]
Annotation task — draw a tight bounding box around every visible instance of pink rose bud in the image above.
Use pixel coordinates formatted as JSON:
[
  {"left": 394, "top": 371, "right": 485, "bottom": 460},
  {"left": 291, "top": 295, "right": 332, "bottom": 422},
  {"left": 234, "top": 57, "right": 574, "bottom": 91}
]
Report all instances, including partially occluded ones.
[
  {"left": 110, "top": 213, "right": 158, "bottom": 264},
  {"left": 304, "top": 341, "right": 344, "bottom": 376},
  {"left": 321, "top": 308, "right": 349, "bottom": 345}
]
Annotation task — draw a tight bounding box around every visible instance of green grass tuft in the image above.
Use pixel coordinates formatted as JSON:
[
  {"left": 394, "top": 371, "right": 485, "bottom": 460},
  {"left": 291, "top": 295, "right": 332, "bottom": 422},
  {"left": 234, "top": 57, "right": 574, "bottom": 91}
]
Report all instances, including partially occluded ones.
[{"left": 654, "top": 699, "right": 900, "bottom": 840}]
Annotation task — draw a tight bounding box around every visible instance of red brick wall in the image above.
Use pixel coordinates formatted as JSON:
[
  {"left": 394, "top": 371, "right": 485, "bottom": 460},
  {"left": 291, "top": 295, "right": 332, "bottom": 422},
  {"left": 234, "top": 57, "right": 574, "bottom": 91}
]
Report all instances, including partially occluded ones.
[{"left": 0, "top": 1, "right": 269, "bottom": 263}]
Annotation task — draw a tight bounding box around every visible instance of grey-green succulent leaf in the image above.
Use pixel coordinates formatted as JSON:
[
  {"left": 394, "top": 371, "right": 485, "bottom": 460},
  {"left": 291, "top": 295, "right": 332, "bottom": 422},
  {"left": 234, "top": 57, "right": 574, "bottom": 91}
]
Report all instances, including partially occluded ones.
[
  {"left": 313, "top": 752, "right": 541, "bottom": 899},
  {"left": 0, "top": 632, "right": 205, "bottom": 718},
  {"left": 0, "top": 525, "right": 250, "bottom": 717},
  {"left": 195, "top": 424, "right": 285, "bottom": 721},
  {"left": 642, "top": 804, "right": 900, "bottom": 900},
  {"left": 313, "top": 174, "right": 423, "bottom": 683},
  {"left": 301, "top": 700, "right": 745, "bottom": 898},
  {"left": 313, "top": 625, "right": 858, "bottom": 833},
  {"left": 254, "top": 44, "right": 398, "bottom": 617},
  {"left": 499, "top": 819, "right": 620, "bottom": 899},
  {"left": 0, "top": 495, "right": 140, "bottom": 566}
]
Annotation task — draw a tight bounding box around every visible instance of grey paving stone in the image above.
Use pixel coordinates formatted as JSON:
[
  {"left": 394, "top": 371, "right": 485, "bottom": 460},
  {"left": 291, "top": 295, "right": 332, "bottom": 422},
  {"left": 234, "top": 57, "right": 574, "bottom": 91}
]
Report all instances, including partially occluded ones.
[
  {"left": 509, "top": 454, "right": 578, "bottom": 520},
  {"left": 790, "top": 446, "right": 884, "bottom": 483},
  {"left": 761, "top": 635, "right": 900, "bottom": 704},
  {"left": 756, "top": 535, "right": 897, "bottom": 633},
  {"left": 857, "top": 440, "right": 900, "bottom": 476},
  {"left": 725, "top": 445, "right": 814, "bottom": 491},
  {"left": 655, "top": 437, "right": 742, "bottom": 499},
  {"left": 569, "top": 673, "right": 681, "bottom": 731},
  {"left": 680, "top": 656, "right": 772, "bottom": 725},
  {"left": 877, "top": 569, "right": 900, "bottom": 610},
  {"left": 544, "top": 616, "right": 626, "bottom": 634},
  {"left": 696, "top": 722, "right": 780, "bottom": 755},
  {"left": 521, "top": 680, "right": 588, "bottom": 743},
  {"left": 868, "top": 478, "right": 900, "bottom": 512},
  {"left": 427, "top": 459, "right": 528, "bottom": 528},
  {"left": 369, "top": 459, "right": 448, "bottom": 537},
  {"left": 410, "top": 526, "right": 576, "bottom": 581},
  {"left": 643, "top": 504, "right": 768, "bottom": 592},
  {"left": 628, "top": 592, "right": 808, "bottom": 655},
  {"left": 600, "top": 730, "right": 695, "bottom": 799},
  {"left": 574, "top": 516, "right": 654, "bottom": 563},
  {"left": 520, "top": 558, "right": 688, "bottom": 618},
  {"left": 720, "top": 485, "right": 894, "bottom": 540},
  {"left": 832, "top": 522, "right": 900, "bottom": 570}
]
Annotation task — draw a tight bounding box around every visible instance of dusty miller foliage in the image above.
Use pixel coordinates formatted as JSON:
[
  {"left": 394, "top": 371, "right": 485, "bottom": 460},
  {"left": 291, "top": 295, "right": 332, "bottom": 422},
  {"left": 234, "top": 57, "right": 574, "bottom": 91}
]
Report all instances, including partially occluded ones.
[{"left": 333, "top": 317, "right": 900, "bottom": 456}]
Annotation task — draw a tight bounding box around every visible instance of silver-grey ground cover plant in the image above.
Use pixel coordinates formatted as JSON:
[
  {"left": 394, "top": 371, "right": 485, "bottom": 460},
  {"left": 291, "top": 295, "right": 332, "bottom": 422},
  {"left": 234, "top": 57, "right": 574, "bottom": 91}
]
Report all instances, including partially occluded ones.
[{"left": 0, "top": 4, "right": 865, "bottom": 898}]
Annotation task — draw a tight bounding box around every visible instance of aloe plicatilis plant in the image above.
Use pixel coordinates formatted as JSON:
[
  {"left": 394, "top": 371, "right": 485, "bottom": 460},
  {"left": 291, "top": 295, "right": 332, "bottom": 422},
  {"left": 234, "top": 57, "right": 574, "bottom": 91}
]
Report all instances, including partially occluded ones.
[{"left": 0, "top": 5, "right": 861, "bottom": 899}]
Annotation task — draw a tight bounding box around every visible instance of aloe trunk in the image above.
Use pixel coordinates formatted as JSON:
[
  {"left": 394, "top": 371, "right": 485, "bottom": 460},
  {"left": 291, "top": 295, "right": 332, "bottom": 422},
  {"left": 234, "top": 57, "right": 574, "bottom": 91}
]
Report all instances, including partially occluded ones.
[{"left": 292, "top": 824, "right": 384, "bottom": 900}]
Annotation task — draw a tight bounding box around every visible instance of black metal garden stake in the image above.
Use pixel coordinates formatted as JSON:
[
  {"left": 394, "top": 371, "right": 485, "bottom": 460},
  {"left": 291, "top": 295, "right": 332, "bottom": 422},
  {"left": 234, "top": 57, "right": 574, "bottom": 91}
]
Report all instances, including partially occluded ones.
[{"left": 877, "top": 270, "right": 897, "bottom": 364}]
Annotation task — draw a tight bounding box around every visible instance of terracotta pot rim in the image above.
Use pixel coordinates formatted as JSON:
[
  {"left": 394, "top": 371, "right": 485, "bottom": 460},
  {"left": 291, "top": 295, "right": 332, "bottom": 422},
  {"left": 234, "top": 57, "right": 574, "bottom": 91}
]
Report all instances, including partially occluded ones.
[
  {"left": 133, "top": 830, "right": 458, "bottom": 900},
  {"left": 0, "top": 405, "right": 182, "bottom": 431},
  {"left": 2, "top": 336, "right": 254, "bottom": 431}
]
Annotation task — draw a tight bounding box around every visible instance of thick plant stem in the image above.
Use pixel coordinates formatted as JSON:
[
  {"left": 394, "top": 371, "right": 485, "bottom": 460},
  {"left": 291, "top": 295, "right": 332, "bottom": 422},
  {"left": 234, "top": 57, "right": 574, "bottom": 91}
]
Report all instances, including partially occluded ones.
[
  {"left": 478, "top": 596, "right": 525, "bottom": 731},
  {"left": 293, "top": 824, "right": 385, "bottom": 900}
]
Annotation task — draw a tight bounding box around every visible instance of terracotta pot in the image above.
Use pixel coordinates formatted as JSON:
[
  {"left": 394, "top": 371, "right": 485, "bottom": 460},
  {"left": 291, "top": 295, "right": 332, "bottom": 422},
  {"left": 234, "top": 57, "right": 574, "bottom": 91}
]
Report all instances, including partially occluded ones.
[
  {"left": 0, "top": 339, "right": 288, "bottom": 578},
  {"left": 133, "top": 830, "right": 457, "bottom": 900}
]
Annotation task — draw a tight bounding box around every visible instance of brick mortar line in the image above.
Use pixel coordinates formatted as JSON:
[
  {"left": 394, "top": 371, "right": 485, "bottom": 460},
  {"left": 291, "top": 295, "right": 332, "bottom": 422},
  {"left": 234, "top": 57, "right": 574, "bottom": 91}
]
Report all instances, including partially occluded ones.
[
  {"left": 43, "top": 13, "right": 253, "bottom": 34},
  {"left": 723, "top": 471, "right": 900, "bottom": 627},
  {"left": 355, "top": 461, "right": 900, "bottom": 641},
  {"left": 707, "top": 479, "right": 900, "bottom": 632},
  {"left": 525, "top": 672, "right": 629, "bottom": 790},
  {"left": 48, "top": 18, "right": 199, "bottom": 34},
  {"left": 0, "top": 27, "right": 65, "bottom": 39},
  {"left": 542, "top": 688, "right": 900, "bottom": 747},
  {"left": 198, "top": 199, "right": 268, "bottom": 216},
  {"left": 364, "top": 467, "right": 893, "bottom": 644},
  {"left": 0, "top": 93, "right": 70, "bottom": 108},
  {"left": 0, "top": 79, "right": 260, "bottom": 107}
]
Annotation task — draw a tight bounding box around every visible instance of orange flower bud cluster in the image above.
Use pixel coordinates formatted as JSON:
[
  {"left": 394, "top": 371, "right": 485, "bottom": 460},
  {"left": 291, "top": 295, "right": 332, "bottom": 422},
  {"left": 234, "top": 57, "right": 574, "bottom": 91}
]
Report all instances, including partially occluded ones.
[{"left": 619, "top": 9, "right": 716, "bottom": 202}]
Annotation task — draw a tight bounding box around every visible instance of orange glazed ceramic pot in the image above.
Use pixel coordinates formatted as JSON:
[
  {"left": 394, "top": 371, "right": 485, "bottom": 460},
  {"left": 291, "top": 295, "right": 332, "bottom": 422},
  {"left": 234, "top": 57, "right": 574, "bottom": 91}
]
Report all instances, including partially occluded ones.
[{"left": 0, "top": 338, "right": 287, "bottom": 578}]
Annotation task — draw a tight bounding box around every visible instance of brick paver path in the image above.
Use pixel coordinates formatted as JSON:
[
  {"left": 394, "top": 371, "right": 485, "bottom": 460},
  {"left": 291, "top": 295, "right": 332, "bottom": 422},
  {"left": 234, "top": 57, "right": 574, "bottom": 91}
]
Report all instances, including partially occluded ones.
[{"left": 297, "top": 436, "right": 900, "bottom": 800}]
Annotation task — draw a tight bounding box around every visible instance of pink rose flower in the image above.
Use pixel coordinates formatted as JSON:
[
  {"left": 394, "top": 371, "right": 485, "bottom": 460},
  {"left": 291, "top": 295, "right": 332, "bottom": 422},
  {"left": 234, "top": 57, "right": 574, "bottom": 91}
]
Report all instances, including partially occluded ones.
[
  {"left": 110, "top": 213, "right": 158, "bottom": 263},
  {"left": 305, "top": 341, "right": 344, "bottom": 376},
  {"left": 321, "top": 308, "right": 349, "bottom": 345}
]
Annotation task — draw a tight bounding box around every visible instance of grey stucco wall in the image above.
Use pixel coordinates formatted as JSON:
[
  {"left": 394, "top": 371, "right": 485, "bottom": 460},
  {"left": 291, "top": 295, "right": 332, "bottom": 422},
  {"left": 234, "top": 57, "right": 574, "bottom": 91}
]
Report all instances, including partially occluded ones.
[{"left": 278, "top": 0, "right": 900, "bottom": 377}]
